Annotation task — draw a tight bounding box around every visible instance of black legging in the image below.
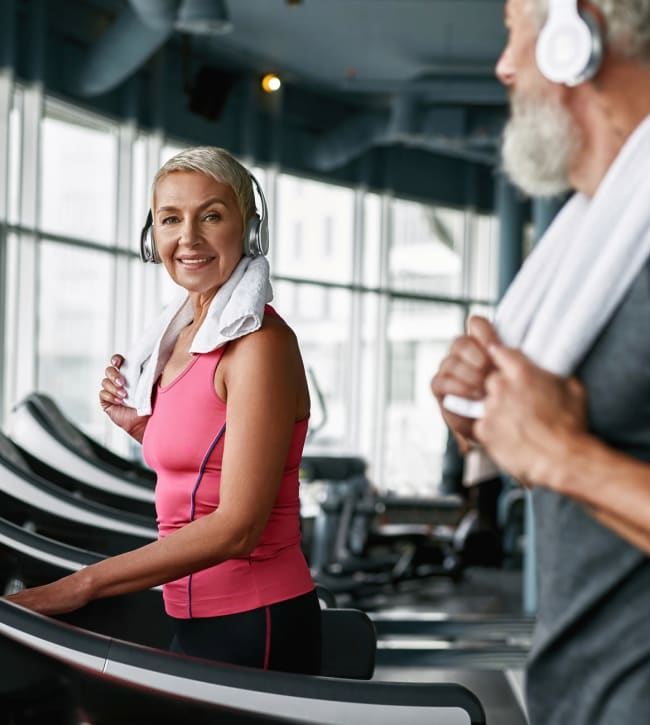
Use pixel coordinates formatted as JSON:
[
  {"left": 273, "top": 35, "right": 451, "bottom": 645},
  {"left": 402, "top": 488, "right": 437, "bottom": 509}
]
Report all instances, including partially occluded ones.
[{"left": 169, "top": 589, "right": 322, "bottom": 675}]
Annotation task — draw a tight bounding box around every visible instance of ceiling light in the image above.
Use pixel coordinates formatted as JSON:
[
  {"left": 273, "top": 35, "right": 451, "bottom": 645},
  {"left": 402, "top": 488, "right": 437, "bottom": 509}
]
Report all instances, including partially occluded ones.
[
  {"left": 261, "top": 73, "right": 282, "bottom": 93},
  {"left": 176, "top": 0, "right": 233, "bottom": 35}
]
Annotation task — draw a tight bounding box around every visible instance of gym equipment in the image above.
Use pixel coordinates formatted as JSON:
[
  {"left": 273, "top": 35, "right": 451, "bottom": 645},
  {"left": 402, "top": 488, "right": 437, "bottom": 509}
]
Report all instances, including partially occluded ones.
[
  {"left": 0, "top": 598, "right": 486, "bottom": 725},
  {"left": 371, "top": 609, "right": 532, "bottom": 670},
  {"left": 0, "top": 433, "right": 156, "bottom": 555},
  {"left": 3, "top": 437, "right": 155, "bottom": 518},
  {"left": 0, "top": 518, "right": 376, "bottom": 681},
  {"left": 301, "top": 453, "right": 466, "bottom": 604},
  {"left": 8, "top": 392, "right": 155, "bottom": 503},
  {"left": 0, "top": 521, "right": 488, "bottom": 724}
]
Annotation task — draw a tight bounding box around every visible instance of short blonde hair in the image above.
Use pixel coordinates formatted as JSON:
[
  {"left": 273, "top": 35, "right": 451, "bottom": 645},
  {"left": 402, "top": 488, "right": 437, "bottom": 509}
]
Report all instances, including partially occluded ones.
[{"left": 152, "top": 146, "right": 256, "bottom": 225}]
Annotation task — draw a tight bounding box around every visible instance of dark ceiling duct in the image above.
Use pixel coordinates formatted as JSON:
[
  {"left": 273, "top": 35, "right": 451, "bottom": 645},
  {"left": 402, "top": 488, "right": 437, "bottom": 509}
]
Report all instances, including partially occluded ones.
[
  {"left": 130, "top": 0, "right": 180, "bottom": 31},
  {"left": 306, "top": 95, "right": 500, "bottom": 170},
  {"left": 72, "top": 0, "right": 179, "bottom": 96}
]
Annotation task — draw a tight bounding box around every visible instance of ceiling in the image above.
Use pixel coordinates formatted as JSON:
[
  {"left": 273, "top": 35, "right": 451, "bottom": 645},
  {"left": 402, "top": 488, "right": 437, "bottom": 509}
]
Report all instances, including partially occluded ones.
[{"left": 8, "top": 0, "right": 511, "bottom": 209}]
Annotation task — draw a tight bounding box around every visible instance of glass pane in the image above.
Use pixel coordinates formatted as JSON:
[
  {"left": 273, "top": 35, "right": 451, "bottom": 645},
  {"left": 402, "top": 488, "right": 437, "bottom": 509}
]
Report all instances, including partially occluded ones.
[
  {"left": 249, "top": 165, "right": 266, "bottom": 186},
  {"left": 160, "top": 143, "right": 186, "bottom": 165},
  {"left": 128, "top": 261, "right": 184, "bottom": 343},
  {"left": 468, "top": 303, "right": 495, "bottom": 321},
  {"left": 40, "top": 116, "right": 118, "bottom": 244},
  {"left": 390, "top": 198, "right": 463, "bottom": 297},
  {"left": 381, "top": 299, "right": 465, "bottom": 495},
  {"left": 3, "top": 232, "right": 21, "bottom": 421},
  {"left": 131, "top": 135, "right": 150, "bottom": 254},
  {"left": 37, "top": 241, "right": 113, "bottom": 441},
  {"left": 467, "top": 211, "right": 499, "bottom": 302},
  {"left": 363, "top": 193, "right": 382, "bottom": 287},
  {"left": 273, "top": 280, "right": 352, "bottom": 447},
  {"left": 275, "top": 174, "right": 354, "bottom": 283},
  {"left": 358, "top": 292, "right": 381, "bottom": 467},
  {"left": 8, "top": 90, "right": 22, "bottom": 226}
]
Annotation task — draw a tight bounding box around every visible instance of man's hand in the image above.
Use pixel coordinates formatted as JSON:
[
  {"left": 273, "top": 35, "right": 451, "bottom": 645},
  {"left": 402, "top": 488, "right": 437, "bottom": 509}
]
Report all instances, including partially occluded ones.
[
  {"left": 431, "top": 316, "right": 500, "bottom": 451},
  {"left": 474, "top": 344, "right": 588, "bottom": 487}
]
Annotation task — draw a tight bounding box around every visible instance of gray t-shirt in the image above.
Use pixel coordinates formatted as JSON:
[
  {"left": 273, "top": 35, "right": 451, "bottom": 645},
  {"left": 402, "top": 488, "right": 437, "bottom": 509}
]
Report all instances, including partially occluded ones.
[{"left": 526, "top": 261, "right": 650, "bottom": 725}]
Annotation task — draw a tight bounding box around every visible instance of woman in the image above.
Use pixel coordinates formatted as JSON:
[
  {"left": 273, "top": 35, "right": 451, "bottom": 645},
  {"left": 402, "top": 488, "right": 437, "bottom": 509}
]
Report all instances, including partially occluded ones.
[{"left": 6, "top": 147, "right": 321, "bottom": 675}]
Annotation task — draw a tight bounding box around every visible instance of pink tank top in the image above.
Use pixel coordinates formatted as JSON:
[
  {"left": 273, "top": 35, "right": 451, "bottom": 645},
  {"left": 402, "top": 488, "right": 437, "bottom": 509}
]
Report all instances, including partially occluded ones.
[{"left": 142, "top": 309, "right": 314, "bottom": 619}]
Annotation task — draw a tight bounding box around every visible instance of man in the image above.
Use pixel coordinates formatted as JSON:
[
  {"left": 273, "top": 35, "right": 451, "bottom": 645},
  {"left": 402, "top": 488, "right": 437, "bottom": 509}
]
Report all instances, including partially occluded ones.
[{"left": 431, "top": 1, "right": 650, "bottom": 723}]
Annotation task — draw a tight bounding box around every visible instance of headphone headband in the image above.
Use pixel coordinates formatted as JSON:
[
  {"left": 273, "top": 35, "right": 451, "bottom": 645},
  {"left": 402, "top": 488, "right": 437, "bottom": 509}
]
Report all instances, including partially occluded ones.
[{"left": 139, "top": 172, "right": 269, "bottom": 264}]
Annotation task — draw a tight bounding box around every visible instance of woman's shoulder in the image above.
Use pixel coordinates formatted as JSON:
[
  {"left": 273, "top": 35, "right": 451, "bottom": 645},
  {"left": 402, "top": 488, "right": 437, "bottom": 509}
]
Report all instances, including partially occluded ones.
[
  {"left": 217, "top": 308, "right": 303, "bottom": 400},
  {"left": 229, "top": 308, "right": 297, "bottom": 361},
  {"left": 262, "top": 304, "right": 291, "bottom": 328},
  {"left": 258, "top": 310, "right": 297, "bottom": 347}
]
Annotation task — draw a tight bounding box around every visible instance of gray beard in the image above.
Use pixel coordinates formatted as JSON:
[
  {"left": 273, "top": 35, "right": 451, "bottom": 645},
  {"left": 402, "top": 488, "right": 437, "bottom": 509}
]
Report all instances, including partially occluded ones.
[{"left": 501, "top": 96, "right": 581, "bottom": 197}]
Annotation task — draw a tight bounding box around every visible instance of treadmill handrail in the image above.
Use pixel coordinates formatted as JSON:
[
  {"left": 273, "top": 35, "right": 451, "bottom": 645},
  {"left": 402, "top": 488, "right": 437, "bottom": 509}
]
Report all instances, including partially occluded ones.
[
  {"left": 0, "top": 599, "right": 487, "bottom": 725},
  {"left": 21, "top": 392, "right": 154, "bottom": 483},
  {"left": 9, "top": 403, "right": 155, "bottom": 502},
  {"left": 0, "top": 454, "right": 157, "bottom": 539}
]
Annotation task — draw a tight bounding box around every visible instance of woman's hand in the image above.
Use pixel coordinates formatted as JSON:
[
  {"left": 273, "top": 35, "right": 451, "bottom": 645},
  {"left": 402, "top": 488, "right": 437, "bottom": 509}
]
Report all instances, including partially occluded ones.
[
  {"left": 99, "top": 354, "right": 149, "bottom": 443},
  {"left": 431, "top": 316, "right": 500, "bottom": 451},
  {"left": 4, "top": 572, "right": 91, "bottom": 617}
]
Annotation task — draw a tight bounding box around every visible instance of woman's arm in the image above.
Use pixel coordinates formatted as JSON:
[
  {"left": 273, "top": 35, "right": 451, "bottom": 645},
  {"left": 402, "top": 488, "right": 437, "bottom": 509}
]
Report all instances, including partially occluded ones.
[{"left": 8, "top": 321, "right": 308, "bottom": 616}]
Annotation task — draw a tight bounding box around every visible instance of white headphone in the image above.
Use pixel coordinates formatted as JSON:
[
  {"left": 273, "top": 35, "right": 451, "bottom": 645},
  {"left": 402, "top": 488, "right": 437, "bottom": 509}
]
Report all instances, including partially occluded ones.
[
  {"left": 535, "top": 0, "right": 604, "bottom": 86},
  {"left": 140, "top": 172, "right": 269, "bottom": 264}
]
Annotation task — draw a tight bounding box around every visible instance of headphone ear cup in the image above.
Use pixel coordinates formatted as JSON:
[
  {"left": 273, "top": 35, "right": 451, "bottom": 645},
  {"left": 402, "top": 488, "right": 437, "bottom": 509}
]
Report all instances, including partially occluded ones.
[
  {"left": 578, "top": 4, "right": 604, "bottom": 68},
  {"left": 149, "top": 228, "right": 160, "bottom": 264},
  {"left": 140, "top": 211, "right": 161, "bottom": 264},
  {"left": 536, "top": 2, "right": 604, "bottom": 86},
  {"left": 247, "top": 173, "right": 270, "bottom": 257},
  {"left": 245, "top": 215, "right": 262, "bottom": 257}
]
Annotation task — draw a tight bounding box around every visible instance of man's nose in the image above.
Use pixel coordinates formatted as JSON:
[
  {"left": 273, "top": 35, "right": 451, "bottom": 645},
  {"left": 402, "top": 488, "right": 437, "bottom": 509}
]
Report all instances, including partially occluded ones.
[{"left": 496, "top": 45, "right": 516, "bottom": 86}]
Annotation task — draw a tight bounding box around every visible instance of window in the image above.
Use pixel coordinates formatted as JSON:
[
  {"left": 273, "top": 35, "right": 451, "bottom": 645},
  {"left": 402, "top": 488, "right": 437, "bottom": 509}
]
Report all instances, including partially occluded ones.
[
  {"left": 389, "top": 342, "right": 415, "bottom": 403},
  {"left": 131, "top": 135, "right": 152, "bottom": 254},
  {"left": 465, "top": 211, "right": 499, "bottom": 301},
  {"left": 7, "top": 88, "right": 22, "bottom": 225},
  {"left": 36, "top": 241, "right": 113, "bottom": 441},
  {"left": 390, "top": 199, "right": 464, "bottom": 297},
  {"left": 274, "top": 280, "right": 352, "bottom": 447},
  {"left": 379, "top": 299, "right": 465, "bottom": 495},
  {"left": 363, "top": 193, "right": 383, "bottom": 287},
  {"left": 40, "top": 110, "right": 118, "bottom": 245},
  {"left": 275, "top": 174, "right": 354, "bottom": 283}
]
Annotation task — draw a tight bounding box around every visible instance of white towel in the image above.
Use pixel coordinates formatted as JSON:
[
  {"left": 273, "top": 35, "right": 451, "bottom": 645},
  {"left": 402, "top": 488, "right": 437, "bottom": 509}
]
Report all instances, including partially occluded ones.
[
  {"left": 120, "top": 256, "right": 273, "bottom": 416},
  {"left": 444, "top": 113, "right": 650, "bottom": 421},
  {"left": 444, "top": 114, "right": 650, "bottom": 484}
]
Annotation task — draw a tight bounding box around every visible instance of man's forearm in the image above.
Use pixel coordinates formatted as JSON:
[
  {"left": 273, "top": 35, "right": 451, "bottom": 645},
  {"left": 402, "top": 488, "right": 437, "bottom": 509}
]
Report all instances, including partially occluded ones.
[{"left": 547, "top": 432, "right": 650, "bottom": 554}]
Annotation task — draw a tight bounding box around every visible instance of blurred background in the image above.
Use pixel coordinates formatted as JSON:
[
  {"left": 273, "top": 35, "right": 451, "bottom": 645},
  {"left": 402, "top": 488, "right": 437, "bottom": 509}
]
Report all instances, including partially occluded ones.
[
  {"left": 0, "top": 4, "right": 561, "bottom": 721},
  {"left": 0, "top": 0, "right": 538, "bottom": 497}
]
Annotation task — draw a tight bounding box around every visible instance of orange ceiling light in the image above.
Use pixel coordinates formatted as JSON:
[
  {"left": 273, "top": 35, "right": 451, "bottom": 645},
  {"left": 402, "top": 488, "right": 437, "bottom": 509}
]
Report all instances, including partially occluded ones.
[{"left": 261, "top": 73, "right": 282, "bottom": 93}]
